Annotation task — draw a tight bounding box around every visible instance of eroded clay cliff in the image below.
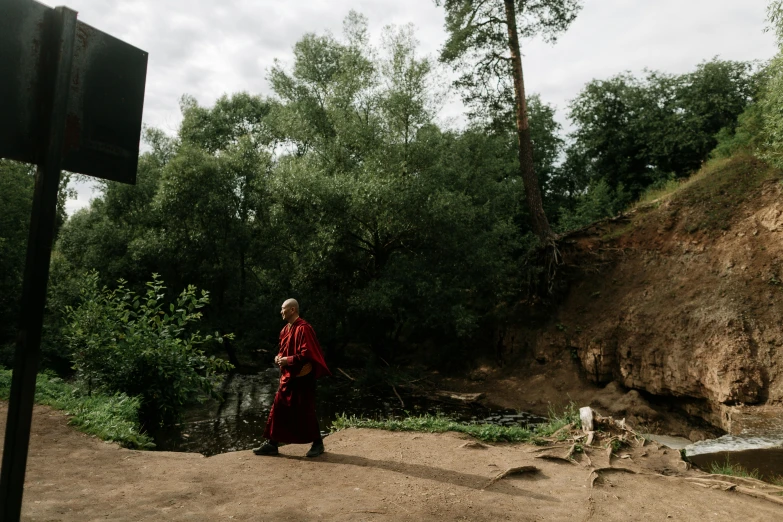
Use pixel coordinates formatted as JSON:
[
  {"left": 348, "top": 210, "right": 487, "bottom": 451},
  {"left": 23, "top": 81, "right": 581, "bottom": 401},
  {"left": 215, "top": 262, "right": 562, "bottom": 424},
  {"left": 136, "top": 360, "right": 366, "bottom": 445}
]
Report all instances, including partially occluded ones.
[{"left": 526, "top": 156, "right": 783, "bottom": 430}]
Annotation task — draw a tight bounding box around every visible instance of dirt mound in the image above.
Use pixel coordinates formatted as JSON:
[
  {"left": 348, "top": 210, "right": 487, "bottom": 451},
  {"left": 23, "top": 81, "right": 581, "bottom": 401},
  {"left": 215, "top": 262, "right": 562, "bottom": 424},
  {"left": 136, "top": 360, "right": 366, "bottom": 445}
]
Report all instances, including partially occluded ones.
[{"left": 7, "top": 402, "right": 783, "bottom": 521}]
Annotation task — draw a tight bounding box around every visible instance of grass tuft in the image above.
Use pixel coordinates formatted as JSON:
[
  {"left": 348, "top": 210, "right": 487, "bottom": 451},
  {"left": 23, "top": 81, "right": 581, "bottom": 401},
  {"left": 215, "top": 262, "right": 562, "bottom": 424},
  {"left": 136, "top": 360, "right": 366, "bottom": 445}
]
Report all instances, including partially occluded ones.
[
  {"left": 534, "top": 402, "right": 581, "bottom": 439},
  {"left": 709, "top": 456, "right": 760, "bottom": 480},
  {"left": 0, "top": 367, "right": 154, "bottom": 449}
]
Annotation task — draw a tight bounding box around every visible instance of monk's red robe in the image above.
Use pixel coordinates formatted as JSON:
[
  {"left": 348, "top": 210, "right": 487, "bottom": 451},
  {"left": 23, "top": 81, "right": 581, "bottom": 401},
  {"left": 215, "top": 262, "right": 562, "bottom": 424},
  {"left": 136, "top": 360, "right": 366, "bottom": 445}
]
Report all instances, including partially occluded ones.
[{"left": 263, "top": 317, "right": 331, "bottom": 444}]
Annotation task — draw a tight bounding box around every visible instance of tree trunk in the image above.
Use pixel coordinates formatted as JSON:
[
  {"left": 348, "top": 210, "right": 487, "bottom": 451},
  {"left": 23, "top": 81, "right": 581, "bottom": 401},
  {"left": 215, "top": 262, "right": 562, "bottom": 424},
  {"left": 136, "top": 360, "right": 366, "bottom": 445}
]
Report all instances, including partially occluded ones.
[{"left": 503, "top": 0, "right": 553, "bottom": 241}]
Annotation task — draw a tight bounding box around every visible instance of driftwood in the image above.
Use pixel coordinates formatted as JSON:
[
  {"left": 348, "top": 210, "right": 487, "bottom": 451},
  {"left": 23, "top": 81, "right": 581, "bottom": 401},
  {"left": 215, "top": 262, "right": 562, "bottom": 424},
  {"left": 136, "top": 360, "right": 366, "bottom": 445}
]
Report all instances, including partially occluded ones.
[{"left": 484, "top": 466, "right": 539, "bottom": 489}]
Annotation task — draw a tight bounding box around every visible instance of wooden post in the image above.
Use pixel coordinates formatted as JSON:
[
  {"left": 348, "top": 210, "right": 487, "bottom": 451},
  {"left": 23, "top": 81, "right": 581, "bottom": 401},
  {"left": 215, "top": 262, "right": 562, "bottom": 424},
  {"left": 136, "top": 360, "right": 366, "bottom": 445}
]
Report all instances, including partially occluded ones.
[{"left": 0, "top": 7, "right": 77, "bottom": 521}]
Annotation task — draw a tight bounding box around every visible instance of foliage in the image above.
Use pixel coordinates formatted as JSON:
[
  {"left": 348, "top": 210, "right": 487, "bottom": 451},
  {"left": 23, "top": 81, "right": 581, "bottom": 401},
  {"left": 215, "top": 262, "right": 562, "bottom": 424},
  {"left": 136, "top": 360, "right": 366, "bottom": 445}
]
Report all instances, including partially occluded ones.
[
  {"left": 556, "top": 180, "right": 628, "bottom": 232},
  {"left": 0, "top": 367, "right": 153, "bottom": 449},
  {"left": 759, "top": 2, "right": 783, "bottom": 167},
  {"left": 52, "top": 15, "right": 544, "bottom": 368},
  {"left": 437, "top": 0, "right": 582, "bottom": 124},
  {"left": 63, "top": 272, "right": 233, "bottom": 425},
  {"left": 43, "top": 10, "right": 765, "bottom": 375},
  {"left": 0, "top": 160, "right": 74, "bottom": 367},
  {"left": 568, "top": 59, "right": 760, "bottom": 200}
]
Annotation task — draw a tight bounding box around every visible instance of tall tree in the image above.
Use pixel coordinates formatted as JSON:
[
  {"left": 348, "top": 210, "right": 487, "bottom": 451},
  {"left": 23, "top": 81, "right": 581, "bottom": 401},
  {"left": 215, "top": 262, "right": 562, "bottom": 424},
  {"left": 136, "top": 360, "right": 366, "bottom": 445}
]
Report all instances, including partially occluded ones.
[{"left": 437, "top": 0, "right": 582, "bottom": 241}]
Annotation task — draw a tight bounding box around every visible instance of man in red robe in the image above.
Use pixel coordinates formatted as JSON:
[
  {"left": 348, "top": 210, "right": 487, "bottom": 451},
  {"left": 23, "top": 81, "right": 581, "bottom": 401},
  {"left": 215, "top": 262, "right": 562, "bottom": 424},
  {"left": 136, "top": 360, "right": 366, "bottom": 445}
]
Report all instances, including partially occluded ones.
[{"left": 254, "top": 298, "right": 331, "bottom": 457}]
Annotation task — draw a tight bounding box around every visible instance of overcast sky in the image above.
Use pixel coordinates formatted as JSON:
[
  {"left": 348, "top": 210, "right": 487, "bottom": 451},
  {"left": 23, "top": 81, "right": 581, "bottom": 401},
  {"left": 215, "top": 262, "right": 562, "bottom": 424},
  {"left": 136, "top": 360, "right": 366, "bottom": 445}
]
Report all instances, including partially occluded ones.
[{"left": 56, "top": 0, "right": 778, "bottom": 214}]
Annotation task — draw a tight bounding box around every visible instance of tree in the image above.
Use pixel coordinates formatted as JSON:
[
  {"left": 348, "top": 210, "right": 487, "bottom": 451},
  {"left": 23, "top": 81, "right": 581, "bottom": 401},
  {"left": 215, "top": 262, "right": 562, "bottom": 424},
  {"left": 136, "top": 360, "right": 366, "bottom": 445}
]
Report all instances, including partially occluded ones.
[
  {"left": 758, "top": 0, "right": 783, "bottom": 166},
  {"left": 437, "top": 0, "right": 582, "bottom": 241},
  {"left": 568, "top": 59, "right": 758, "bottom": 199}
]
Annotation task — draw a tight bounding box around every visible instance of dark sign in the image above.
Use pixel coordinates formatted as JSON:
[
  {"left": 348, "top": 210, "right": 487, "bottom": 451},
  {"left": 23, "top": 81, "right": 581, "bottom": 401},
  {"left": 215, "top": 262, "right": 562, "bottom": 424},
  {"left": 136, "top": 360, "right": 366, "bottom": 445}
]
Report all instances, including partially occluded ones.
[{"left": 0, "top": 0, "right": 148, "bottom": 183}]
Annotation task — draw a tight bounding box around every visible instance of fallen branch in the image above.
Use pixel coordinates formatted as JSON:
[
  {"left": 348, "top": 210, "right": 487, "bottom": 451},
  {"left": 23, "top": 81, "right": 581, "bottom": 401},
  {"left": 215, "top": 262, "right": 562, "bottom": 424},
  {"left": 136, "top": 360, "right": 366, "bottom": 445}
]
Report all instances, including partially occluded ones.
[
  {"left": 337, "top": 368, "right": 355, "bottom": 381},
  {"left": 484, "top": 466, "right": 539, "bottom": 489},
  {"left": 391, "top": 385, "right": 404, "bottom": 408}
]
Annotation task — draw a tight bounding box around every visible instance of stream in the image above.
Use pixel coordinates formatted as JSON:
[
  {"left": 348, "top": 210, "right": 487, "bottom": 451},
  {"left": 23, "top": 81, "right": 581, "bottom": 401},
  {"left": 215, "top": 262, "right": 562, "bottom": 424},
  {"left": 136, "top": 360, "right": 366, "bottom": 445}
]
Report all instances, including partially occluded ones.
[
  {"left": 153, "top": 369, "right": 546, "bottom": 456},
  {"left": 154, "top": 371, "right": 783, "bottom": 480}
]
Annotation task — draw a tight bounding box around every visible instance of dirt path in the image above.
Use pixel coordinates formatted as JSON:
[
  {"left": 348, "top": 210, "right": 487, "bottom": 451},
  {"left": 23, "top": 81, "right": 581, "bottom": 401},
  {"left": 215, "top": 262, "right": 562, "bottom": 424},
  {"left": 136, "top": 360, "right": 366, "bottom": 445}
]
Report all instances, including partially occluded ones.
[{"left": 4, "top": 402, "right": 782, "bottom": 521}]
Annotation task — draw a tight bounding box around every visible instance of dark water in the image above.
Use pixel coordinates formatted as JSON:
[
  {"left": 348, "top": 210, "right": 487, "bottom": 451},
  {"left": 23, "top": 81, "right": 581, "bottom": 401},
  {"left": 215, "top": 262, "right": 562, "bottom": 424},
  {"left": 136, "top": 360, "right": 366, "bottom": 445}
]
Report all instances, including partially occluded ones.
[
  {"left": 684, "top": 408, "right": 783, "bottom": 480},
  {"left": 153, "top": 369, "right": 545, "bottom": 456}
]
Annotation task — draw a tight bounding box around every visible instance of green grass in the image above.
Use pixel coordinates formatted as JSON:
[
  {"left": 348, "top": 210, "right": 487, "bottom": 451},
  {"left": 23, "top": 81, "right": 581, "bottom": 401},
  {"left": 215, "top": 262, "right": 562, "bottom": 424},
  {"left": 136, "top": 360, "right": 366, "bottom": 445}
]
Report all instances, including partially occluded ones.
[
  {"left": 675, "top": 155, "right": 779, "bottom": 233},
  {"left": 636, "top": 177, "right": 684, "bottom": 207},
  {"left": 533, "top": 402, "right": 581, "bottom": 439},
  {"left": 709, "top": 456, "right": 760, "bottom": 480},
  {"left": 332, "top": 402, "right": 582, "bottom": 444},
  {"left": 0, "top": 367, "right": 154, "bottom": 449}
]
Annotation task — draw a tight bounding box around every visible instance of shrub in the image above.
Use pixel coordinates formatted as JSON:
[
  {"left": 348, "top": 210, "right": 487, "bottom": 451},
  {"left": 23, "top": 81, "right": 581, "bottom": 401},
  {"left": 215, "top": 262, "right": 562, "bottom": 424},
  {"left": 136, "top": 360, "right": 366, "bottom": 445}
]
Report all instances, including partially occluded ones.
[{"left": 63, "top": 272, "right": 233, "bottom": 426}]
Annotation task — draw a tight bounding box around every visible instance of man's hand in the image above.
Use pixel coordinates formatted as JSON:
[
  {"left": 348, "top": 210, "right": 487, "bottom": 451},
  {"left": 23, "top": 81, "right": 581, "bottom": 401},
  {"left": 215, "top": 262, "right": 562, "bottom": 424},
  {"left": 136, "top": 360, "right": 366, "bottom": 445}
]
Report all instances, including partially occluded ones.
[{"left": 274, "top": 355, "right": 289, "bottom": 367}]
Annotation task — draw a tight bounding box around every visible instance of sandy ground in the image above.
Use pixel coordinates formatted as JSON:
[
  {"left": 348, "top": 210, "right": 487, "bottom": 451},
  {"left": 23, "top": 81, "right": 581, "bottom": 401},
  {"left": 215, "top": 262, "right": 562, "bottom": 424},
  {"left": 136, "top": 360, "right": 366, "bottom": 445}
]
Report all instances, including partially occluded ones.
[{"left": 4, "top": 402, "right": 783, "bottom": 521}]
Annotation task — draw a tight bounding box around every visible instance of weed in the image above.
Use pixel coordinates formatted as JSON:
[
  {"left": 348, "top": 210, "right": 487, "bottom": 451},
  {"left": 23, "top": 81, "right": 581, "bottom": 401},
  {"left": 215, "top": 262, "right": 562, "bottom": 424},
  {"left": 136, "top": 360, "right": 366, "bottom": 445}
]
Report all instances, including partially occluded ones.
[
  {"left": 533, "top": 402, "right": 581, "bottom": 439},
  {"left": 709, "top": 457, "right": 760, "bottom": 480},
  {"left": 610, "top": 438, "right": 624, "bottom": 452}
]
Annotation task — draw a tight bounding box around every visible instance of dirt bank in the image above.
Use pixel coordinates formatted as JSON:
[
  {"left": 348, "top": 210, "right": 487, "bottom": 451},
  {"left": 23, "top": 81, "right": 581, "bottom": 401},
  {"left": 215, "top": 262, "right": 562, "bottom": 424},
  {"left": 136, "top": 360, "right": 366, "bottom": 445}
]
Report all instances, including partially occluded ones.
[
  {"left": 6, "top": 402, "right": 783, "bottom": 521},
  {"left": 474, "top": 156, "right": 783, "bottom": 434}
]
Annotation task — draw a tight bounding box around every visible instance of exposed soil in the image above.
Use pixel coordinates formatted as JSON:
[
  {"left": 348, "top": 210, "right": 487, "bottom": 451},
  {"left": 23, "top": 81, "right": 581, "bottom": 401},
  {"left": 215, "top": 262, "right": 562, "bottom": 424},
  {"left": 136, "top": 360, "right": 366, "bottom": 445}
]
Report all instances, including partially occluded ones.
[
  {"left": 6, "top": 402, "right": 783, "bottom": 521},
  {"left": 446, "top": 156, "right": 783, "bottom": 436}
]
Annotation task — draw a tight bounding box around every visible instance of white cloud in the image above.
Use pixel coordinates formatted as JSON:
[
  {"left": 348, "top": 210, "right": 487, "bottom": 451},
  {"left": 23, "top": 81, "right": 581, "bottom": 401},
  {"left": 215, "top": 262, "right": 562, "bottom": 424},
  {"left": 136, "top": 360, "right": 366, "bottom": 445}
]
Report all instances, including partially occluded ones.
[{"left": 55, "top": 0, "right": 778, "bottom": 214}]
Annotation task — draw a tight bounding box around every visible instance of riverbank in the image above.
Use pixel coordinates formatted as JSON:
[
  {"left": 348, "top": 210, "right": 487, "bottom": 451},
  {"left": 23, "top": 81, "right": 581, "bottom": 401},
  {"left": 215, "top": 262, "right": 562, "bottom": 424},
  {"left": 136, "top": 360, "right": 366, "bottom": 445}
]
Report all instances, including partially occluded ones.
[{"left": 5, "top": 401, "right": 783, "bottom": 521}]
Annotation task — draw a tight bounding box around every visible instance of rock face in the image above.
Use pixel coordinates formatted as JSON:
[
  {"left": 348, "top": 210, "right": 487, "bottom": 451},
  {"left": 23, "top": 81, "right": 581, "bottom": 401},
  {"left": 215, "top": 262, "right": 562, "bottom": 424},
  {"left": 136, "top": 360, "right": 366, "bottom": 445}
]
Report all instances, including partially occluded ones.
[{"left": 524, "top": 158, "right": 783, "bottom": 431}]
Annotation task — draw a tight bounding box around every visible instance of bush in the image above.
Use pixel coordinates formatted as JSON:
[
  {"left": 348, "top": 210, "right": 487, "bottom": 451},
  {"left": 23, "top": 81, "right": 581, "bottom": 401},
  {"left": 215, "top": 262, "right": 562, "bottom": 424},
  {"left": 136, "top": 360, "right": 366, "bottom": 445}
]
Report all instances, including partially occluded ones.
[
  {"left": 63, "top": 272, "right": 233, "bottom": 426},
  {"left": 0, "top": 367, "right": 153, "bottom": 448}
]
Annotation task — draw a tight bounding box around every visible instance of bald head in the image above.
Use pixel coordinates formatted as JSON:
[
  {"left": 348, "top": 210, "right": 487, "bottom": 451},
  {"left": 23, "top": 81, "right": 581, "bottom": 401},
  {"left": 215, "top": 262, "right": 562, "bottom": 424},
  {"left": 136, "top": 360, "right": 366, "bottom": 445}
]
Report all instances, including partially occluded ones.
[{"left": 281, "top": 298, "right": 300, "bottom": 324}]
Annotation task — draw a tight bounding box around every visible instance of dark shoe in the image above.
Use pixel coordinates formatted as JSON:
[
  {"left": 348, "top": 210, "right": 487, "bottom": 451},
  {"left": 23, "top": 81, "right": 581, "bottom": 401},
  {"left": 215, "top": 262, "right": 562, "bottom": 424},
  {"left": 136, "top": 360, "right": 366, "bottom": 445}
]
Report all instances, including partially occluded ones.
[
  {"left": 306, "top": 440, "right": 324, "bottom": 458},
  {"left": 253, "top": 442, "right": 279, "bottom": 456}
]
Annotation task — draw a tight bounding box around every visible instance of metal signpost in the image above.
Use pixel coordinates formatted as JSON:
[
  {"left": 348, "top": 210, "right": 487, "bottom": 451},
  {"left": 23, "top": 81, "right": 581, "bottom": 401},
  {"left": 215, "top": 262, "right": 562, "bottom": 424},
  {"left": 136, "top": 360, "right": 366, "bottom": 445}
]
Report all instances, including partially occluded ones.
[{"left": 0, "top": 1, "right": 147, "bottom": 519}]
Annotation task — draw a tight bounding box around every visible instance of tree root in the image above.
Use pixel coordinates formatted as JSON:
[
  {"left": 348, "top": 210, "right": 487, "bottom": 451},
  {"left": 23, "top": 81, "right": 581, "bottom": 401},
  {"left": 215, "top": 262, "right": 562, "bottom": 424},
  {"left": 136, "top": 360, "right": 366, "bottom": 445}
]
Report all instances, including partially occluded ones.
[
  {"left": 589, "top": 467, "right": 637, "bottom": 488},
  {"left": 484, "top": 466, "right": 540, "bottom": 489}
]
